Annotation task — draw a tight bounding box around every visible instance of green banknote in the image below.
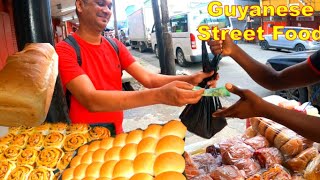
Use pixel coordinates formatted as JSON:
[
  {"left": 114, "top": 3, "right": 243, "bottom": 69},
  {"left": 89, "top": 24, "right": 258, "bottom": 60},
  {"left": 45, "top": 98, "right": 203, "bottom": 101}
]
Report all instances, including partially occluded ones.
[{"left": 193, "top": 86, "right": 231, "bottom": 97}]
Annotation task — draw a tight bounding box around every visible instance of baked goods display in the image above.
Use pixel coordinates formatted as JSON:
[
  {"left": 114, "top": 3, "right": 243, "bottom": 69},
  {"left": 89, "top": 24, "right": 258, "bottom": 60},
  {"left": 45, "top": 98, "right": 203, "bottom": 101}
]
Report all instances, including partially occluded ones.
[
  {"left": 185, "top": 114, "right": 320, "bottom": 180},
  {"left": 0, "top": 43, "right": 58, "bottom": 127},
  {"left": 61, "top": 120, "right": 187, "bottom": 180},
  {"left": 0, "top": 122, "right": 111, "bottom": 179}
]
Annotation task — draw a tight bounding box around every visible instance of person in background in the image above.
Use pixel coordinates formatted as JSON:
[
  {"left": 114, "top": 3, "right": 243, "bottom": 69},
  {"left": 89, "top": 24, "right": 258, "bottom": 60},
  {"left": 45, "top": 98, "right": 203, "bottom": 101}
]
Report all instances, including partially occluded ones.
[
  {"left": 208, "top": 33, "right": 320, "bottom": 142},
  {"left": 56, "top": 0, "right": 217, "bottom": 134}
]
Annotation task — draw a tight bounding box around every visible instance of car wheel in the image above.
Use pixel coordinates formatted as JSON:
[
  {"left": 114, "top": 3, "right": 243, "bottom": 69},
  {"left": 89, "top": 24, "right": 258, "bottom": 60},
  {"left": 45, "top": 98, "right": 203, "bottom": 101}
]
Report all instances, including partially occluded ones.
[
  {"left": 155, "top": 45, "right": 159, "bottom": 58},
  {"left": 176, "top": 48, "right": 188, "bottom": 67},
  {"left": 260, "top": 41, "right": 269, "bottom": 50},
  {"left": 275, "top": 87, "right": 308, "bottom": 103},
  {"left": 294, "top": 44, "right": 306, "bottom": 52}
]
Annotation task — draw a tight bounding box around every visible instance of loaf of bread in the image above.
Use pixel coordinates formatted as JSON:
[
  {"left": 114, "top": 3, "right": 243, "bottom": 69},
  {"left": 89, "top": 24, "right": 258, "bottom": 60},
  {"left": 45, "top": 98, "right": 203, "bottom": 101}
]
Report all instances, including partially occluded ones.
[
  {"left": 287, "top": 147, "right": 318, "bottom": 173},
  {"left": 0, "top": 43, "right": 58, "bottom": 127},
  {"left": 304, "top": 154, "right": 320, "bottom": 180}
]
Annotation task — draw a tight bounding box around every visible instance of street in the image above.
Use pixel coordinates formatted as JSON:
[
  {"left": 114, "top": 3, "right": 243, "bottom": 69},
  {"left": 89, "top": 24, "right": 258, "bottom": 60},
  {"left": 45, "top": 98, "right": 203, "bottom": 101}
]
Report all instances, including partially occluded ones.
[{"left": 123, "top": 43, "right": 289, "bottom": 151}]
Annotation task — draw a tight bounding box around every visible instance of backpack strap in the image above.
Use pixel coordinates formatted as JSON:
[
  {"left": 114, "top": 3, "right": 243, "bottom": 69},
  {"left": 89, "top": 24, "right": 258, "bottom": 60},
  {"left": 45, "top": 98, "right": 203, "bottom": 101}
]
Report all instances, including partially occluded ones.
[{"left": 105, "top": 37, "right": 119, "bottom": 56}]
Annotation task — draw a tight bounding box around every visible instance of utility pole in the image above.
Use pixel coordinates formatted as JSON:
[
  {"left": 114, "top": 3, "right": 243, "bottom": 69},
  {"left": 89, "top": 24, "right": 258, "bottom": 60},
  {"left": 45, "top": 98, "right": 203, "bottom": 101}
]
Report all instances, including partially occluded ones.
[
  {"left": 160, "top": 0, "right": 176, "bottom": 75},
  {"left": 152, "top": 0, "right": 166, "bottom": 74},
  {"left": 112, "top": 0, "right": 119, "bottom": 39}
]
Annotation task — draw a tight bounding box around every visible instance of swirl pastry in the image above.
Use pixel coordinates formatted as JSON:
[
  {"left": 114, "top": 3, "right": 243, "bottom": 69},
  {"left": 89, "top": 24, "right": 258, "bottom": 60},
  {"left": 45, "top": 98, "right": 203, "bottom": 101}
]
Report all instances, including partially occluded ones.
[
  {"left": 7, "top": 165, "right": 33, "bottom": 180},
  {"left": 28, "top": 167, "right": 54, "bottom": 180},
  {"left": 2, "top": 145, "right": 22, "bottom": 161},
  {"left": 88, "top": 126, "right": 110, "bottom": 141},
  {"left": 35, "top": 123, "right": 51, "bottom": 135},
  {"left": 0, "top": 144, "right": 7, "bottom": 156},
  {"left": 57, "top": 152, "right": 75, "bottom": 171},
  {"left": 36, "top": 147, "right": 64, "bottom": 170},
  {"left": 12, "top": 133, "right": 29, "bottom": 148},
  {"left": 44, "top": 132, "right": 65, "bottom": 148},
  {"left": 0, "top": 133, "right": 15, "bottom": 145},
  {"left": 17, "top": 148, "right": 38, "bottom": 166},
  {"left": 20, "top": 126, "right": 35, "bottom": 134},
  {"left": 50, "top": 123, "right": 68, "bottom": 133},
  {"left": 27, "top": 132, "right": 44, "bottom": 150},
  {"left": 63, "top": 133, "right": 87, "bottom": 152},
  {"left": 8, "top": 126, "right": 21, "bottom": 135},
  {"left": 0, "top": 160, "right": 16, "bottom": 180},
  {"left": 67, "top": 123, "right": 90, "bottom": 134}
]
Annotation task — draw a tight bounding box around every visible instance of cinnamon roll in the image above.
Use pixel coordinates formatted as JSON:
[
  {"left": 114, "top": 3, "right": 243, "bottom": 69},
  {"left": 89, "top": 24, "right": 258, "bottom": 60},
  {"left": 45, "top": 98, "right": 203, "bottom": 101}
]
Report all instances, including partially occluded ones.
[
  {"left": 57, "top": 152, "right": 75, "bottom": 171},
  {"left": 36, "top": 147, "right": 64, "bottom": 170},
  {"left": 8, "top": 126, "right": 21, "bottom": 135},
  {"left": 63, "top": 133, "right": 87, "bottom": 152},
  {"left": 0, "top": 144, "right": 7, "bottom": 156},
  {"left": 28, "top": 167, "right": 54, "bottom": 180},
  {"left": 20, "top": 126, "right": 35, "bottom": 134},
  {"left": 27, "top": 132, "right": 44, "bottom": 150},
  {"left": 17, "top": 148, "right": 38, "bottom": 166},
  {"left": 67, "top": 123, "right": 90, "bottom": 134},
  {"left": 2, "top": 145, "right": 22, "bottom": 161},
  {"left": 7, "top": 165, "right": 33, "bottom": 180},
  {"left": 0, "top": 160, "right": 16, "bottom": 180},
  {"left": 12, "top": 133, "right": 29, "bottom": 148},
  {"left": 0, "top": 133, "right": 15, "bottom": 145},
  {"left": 44, "top": 132, "right": 65, "bottom": 148},
  {"left": 50, "top": 123, "right": 68, "bottom": 134},
  {"left": 88, "top": 126, "right": 111, "bottom": 141},
  {"left": 35, "top": 123, "right": 51, "bottom": 135}
]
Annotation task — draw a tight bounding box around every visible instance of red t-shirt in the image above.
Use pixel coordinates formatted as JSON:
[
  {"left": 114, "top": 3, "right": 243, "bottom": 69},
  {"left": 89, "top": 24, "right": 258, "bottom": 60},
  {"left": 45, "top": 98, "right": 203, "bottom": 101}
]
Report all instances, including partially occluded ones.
[{"left": 56, "top": 33, "right": 135, "bottom": 134}]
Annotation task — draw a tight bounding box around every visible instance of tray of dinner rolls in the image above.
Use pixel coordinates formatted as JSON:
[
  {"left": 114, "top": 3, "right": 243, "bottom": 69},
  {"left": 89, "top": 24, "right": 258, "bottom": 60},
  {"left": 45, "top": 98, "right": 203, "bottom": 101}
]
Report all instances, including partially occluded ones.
[
  {"left": 0, "top": 122, "right": 112, "bottom": 179},
  {"left": 60, "top": 120, "right": 188, "bottom": 180}
]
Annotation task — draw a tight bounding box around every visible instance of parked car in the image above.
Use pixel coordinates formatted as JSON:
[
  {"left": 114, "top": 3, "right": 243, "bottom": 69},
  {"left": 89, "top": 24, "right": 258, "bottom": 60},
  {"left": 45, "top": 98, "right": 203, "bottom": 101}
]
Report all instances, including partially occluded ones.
[
  {"left": 260, "top": 26, "right": 320, "bottom": 52},
  {"left": 266, "top": 50, "right": 320, "bottom": 108},
  {"left": 151, "top": 10, "right": 233, "bottom": 67}
]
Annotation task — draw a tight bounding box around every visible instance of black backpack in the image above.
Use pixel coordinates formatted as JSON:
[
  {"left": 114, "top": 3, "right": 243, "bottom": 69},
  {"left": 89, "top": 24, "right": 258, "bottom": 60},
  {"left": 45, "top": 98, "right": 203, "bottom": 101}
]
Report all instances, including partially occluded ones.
[{"left": 63, "top": 35, "right": 120, "bottom": 109}]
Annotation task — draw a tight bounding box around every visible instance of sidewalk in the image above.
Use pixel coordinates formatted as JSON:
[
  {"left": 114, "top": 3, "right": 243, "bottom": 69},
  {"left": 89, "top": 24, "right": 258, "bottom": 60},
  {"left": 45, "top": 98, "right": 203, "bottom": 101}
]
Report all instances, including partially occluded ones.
[{"left": 123, "top": 56, "right": 245, "bottom": 152}]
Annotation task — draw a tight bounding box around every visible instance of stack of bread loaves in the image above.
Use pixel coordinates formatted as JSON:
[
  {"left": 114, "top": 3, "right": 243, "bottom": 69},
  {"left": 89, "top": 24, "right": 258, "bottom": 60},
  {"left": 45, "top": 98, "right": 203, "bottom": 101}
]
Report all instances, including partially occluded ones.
[
  {"left": 62, "top": 120, "right": 188, "bottom": 180},
  {"left": 0, "top": 43, "right": 58, "bottom": 127}
]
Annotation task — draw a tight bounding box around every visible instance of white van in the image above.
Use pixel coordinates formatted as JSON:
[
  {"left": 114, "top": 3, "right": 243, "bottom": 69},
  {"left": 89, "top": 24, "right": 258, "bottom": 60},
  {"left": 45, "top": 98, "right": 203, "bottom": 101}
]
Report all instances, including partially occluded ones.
[{"left": 151, "top": 11, "right": 233, "bottom": 67}]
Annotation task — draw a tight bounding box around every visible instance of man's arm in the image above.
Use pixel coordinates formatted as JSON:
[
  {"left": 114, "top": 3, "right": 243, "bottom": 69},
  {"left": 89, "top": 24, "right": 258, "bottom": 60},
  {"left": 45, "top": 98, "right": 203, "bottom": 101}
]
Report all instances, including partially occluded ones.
[
  {"left": 126, "top": 62, "right": 215, "bottom": 88},
  {"left": 66, "top": 74, "right": 204, "bottom": 112}
]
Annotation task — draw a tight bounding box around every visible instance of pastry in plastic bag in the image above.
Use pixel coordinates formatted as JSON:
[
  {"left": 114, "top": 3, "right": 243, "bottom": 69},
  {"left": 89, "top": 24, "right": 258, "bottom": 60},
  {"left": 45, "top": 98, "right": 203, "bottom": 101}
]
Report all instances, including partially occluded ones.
[
  {"left": 242, "top": 127, "right": 257, "bottom": 139},
  {"left": 287, "top": 147, "right": 318, "bottom": 173},
  {"left": 280, "top": 136, "right": 304, "bottom": 158},
  {"left": 261, "top": 164, "right": 292, "bottom": 180},
  {"left": 210, "top": 165, "right": 245, "bottom": 180},
  {"left": 192, "top": 153, "right": 219, "bottom": 174},
  {"left": 254, "top": 147, "right": 284, "bottom": 169},
  {"left": 304, "top": 154, "right": 320, "bottom": 180},
  {"left": 244, "top": 135, "right": 270, "bottom": 150},
  {"left": 234, "top": 158, "right": 261, "bottom": 178},
  {"left": 221, "top": 143, "right": 254, "bottom": 165}
]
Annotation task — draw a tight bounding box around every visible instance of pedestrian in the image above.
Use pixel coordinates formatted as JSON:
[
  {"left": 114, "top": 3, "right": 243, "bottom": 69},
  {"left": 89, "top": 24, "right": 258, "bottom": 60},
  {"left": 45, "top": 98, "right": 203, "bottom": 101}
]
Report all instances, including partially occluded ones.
[
  {"left": 208, "top": 33, "right": 320, "bottom": 142},
  {"left": 55, "top": 0, "right": 218, "bottom": 134}
]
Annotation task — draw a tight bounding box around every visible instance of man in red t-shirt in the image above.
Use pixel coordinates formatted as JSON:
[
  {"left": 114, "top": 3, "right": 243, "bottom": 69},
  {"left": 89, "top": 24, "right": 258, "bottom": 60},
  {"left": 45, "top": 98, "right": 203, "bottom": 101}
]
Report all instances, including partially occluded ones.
[
  {"left": 208, "top": 33, "right": 320, "bottom": 143},
  {"left": 56, "top": 0, "right": 218, "bottom": 134}
]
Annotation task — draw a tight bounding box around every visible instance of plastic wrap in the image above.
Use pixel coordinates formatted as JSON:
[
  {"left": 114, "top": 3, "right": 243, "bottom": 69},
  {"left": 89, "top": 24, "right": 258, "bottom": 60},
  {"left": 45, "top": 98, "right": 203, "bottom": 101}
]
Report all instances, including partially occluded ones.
[
  {"left": 253, "top": 147, "right": 284, "bottom": 169},
  {"left": 221, "top": 143, "right": 254, "bottom": 165},
  {"left": 233, "top": 158, "right": 261, "bottom": 178},
  {"left": 261, "top": 164, "right": 292, "bottom": 180},
  {"left": 244, "top": 135, "right": 270, "bottom": 150},
  {"left": 210, "top": 165, "right": 245, "bottom": 180},
  {"left": 190, "top": 174, "right": 213, "bottom": 180},
  {"left": 242, "top": 127, "right": 257, "bottom": 139},
  {"left": 192, "top": 153, "right": 220, "bottom": 174},
  {"left": 286, "top": 147, "right": 318, "bottom": 173},
  {"left": 304, "top": 154, "right": 320, "bottom": 180}
]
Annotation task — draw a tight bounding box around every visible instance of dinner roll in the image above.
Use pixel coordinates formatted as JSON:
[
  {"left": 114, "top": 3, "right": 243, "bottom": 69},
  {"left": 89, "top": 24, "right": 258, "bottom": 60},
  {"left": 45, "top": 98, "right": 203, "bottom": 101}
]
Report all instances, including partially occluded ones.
[
  {"left": 77, "top": 145, "right": 89, "bottom": 156},
  {"left": 100, "top": 137, "right": 114, "bottom": 150},
  {"left": 62, "top": 167, "right": 75, "bottom": 180},
  {"left": 133, "top": 153, "right": 156, "bottom": 175},
  {"left": 104, "top": 147, "right": 122, "bottom": 161},
  {"left": 81, "top": 151, "right": 94, "bottom": 164},
  {"left": 159, "top": 120, "right": 186, "bottom": 139},
  {"left": 88, "top": 140, "right": 101, "bottom": 151},
  {"left": 92, "top": 149, "right": 108, "bottom": 162},
  {"left": 143, "top": 124, "right": 162, "bottom": 139},
  {"left": 113, "top": 160, "right": 134, "bottom": 178},
  {"left": 113, "top": 133, "right": 128, "bottom": 147},
  {"left": 74, "top": 164, "right": 89, "bottom": 179},
  {"left": 70, "top": 155, "right": 82, "bottom": 168},
  {"left": 86, "top": 162, "right": 103, "bottom": 178},
  {"left": 120, "top": 144, "right": 137, "bottom": 160},
  {"left": 155, "top": 172, "right": 186, "bottom": 180},
  {"left": 130, "top": 173, "right": 154, "bottom": 180},
  {"left": 126, "top": 130, "right": 143, "bottom": 144},
  {"left": 97, "top": 178, "right": 111, "bottom": 180},
  {"left": 155, "top": 135, "right": 185, "bottom": 155},
  {"left": 112, "top": 178, "right": 129, "bottom": 180},
  {"left": 137, "top": 137, "right": 157, "bottom": 155},
  {"left": 154, "top": 152, "right": 185, "bottom": 176},
  {"left": 100, "top": 160, "right": 118, "bottom": 178}
]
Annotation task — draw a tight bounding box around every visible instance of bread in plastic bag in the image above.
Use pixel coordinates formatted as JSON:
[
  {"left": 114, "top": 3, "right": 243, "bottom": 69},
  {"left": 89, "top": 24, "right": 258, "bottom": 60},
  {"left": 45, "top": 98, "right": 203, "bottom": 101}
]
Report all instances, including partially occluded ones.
[
  {"left": 221, "top": 143, "right": 254, "bottom": 165},
  {"left": 304, "top": 154, "right": 320, "bottom": 180},
  {"left": 253, "top": 147, "right": 284, "bottom": 169},
  {"left": 210, "top": 165, "right": 245, "bottom": 180},
  {"left": 261, "top": 164, "right": 292, "bottom": 180},
  {"left": 233, "top": 158, "right": 261, "bottom": 178},
  {"left": 244, "top": 135, "right": 270, "bottom": 150},
  {"left": 286, "top": 147, "right": 318, "bottom": 173},
  {"left": 242, "top": 126, "right": 257, "bottom": 139}
]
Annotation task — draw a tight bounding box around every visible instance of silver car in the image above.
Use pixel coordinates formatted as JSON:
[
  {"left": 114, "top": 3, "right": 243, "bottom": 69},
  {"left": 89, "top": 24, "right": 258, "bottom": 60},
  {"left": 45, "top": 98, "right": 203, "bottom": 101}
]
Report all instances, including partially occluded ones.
[{"left": 260, "top": 26, "right": 320, "bottom": 52}]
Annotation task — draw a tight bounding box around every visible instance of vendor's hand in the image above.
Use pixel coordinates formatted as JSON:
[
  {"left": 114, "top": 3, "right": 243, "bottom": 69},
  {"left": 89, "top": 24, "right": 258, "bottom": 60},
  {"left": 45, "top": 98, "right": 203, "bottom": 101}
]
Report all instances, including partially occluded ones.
[
  {"left": 212, "top": 83, "right": 267, "bottom": 119},
  {"left": 207, "top": 33, "right": 236, "bottom": 57},
  {"left": 159, "top": 81, "right": 204, "bottom": 106},
  {"left": 189, "top": 71, "right": 219, "bottom": 88}
]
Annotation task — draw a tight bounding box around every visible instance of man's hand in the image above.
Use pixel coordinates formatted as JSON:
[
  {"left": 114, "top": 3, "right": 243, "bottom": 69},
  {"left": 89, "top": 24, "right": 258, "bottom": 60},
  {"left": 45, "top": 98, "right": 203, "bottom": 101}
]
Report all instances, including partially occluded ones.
[
  {"left": 212, "top": 83, "right": 267, "bottom": 119},
  {"left": 158, "top": 81, "right": 204, "bottom": 106},
  {"left": 189, "top": 71, "right": 219, "bottom": 88},
  {"left": 207, "top": 33, "right": 236, "bottom": 57}
]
